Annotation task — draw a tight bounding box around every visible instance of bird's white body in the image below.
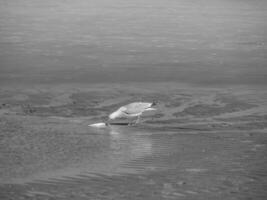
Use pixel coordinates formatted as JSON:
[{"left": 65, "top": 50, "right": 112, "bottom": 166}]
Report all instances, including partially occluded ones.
[{"left": 109, "top": 102, "right": 156, "bottom": 123}]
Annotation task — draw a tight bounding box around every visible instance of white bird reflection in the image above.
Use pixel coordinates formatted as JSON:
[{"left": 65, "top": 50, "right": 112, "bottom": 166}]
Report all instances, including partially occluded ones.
[
  {"left": 108, "top": 126, "right": 153, "bottom": 160},
  {"left": 12, "top": 125, "right": 154, "bottom": 184}
]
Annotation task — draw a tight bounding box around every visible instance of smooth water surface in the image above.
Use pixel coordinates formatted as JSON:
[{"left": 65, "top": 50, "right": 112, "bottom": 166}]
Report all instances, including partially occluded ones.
[{"left": 0, "top": 0, "right": 267, "bottom": 85}]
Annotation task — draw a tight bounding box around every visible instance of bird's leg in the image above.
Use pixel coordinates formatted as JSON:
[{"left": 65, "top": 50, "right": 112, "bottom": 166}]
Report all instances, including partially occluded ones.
[
  {"left": 128, "top": 120, "right": 134, "bottom": 126},
  {"left": 102, "top": 116, "right": 110, "bottom": 126},
  {"left": 135, "top": 115, "right": 141, "bottom": 124},
  {"left": 128, "top": 116, "right": 140, "bottom": 126},
  {"left": 128, "top": 118, "right": 136, "bottom": 126}
]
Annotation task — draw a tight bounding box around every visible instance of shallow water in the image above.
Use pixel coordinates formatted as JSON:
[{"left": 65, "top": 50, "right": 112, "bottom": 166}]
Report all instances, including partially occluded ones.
[
  {"left": 0, "top": 0, "right": 267, "bottom": 85},
  {"left": 0, "top": 83, "right": 267, "bottom": 199},
  {"left": 1, "top": 122, "right": 267, "bottom": 199},
  {"left": 1, "top": 0, "right": 267, "bottom": 199}
]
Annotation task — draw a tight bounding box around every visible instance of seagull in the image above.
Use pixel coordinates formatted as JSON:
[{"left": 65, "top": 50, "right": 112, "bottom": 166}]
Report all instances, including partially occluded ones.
[{"left": 108, "top": 101, "right": 157, "bottom": 124}]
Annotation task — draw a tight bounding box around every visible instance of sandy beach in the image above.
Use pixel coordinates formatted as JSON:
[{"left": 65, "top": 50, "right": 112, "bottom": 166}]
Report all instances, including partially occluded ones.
[
  {"left": 1, "top": 0, "right": 267, "bottom": 199},
  {"left": 0, "top": 83, "right": 267, "bottom": 199}
]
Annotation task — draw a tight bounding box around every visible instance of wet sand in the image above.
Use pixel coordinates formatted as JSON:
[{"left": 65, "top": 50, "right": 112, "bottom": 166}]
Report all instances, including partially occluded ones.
[
  {"left": 1, "top": 0, "right": 267, "bottom": 199},
  {"left": 0, "top": 83, "right": 267, "bottom": 199}
]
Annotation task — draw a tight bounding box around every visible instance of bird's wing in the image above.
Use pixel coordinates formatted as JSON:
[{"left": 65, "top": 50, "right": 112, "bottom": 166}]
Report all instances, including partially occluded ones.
[{"left": 122, "top": 102, "right": 152, "bottom": 114}]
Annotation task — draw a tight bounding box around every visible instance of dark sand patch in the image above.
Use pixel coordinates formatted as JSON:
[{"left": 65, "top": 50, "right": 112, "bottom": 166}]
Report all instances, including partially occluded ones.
[{"left": 174, "top": 94, "right": 256, "bottom": 118}]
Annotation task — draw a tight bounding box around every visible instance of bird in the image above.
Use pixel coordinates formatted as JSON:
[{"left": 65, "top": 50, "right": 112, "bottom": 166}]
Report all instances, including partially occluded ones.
[{"left": 108, "top": 101, "right": 157, "bottom": 125}]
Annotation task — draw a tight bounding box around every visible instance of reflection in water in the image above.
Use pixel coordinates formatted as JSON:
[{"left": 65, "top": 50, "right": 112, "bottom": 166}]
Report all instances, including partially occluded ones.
[
  {"left": 11, "top": 125, "right": 154, "bottom": 184},
  {"left": 109, "top": 126, "right": 152, "bottom": 159},
  {"left": 1, "top": 124, "right": 266, "bottom": 199}
]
